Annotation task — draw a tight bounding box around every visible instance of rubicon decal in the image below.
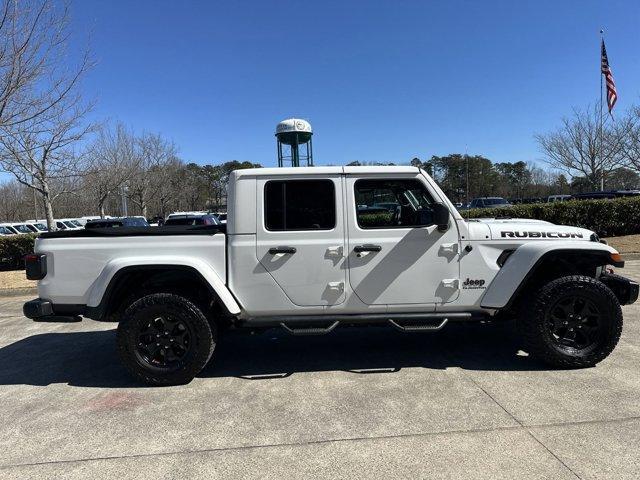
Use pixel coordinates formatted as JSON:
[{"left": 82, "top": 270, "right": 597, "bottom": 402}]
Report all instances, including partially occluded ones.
[{"left": 501, "top": 231, "right": 584, "bottom": 239}]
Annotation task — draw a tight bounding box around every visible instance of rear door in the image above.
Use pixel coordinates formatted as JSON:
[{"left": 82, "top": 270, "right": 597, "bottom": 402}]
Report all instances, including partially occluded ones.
[{"left": 255, "top": 175, "right": 346, "bottom": 306}]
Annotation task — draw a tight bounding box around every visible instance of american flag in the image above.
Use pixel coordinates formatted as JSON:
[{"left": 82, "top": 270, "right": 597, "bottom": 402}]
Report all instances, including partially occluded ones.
[{"left": 601, "top": 40, "right": 617, "bottom": 113}]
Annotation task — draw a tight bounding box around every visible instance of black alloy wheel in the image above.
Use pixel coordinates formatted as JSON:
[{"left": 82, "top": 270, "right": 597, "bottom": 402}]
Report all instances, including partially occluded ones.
[
  {"left": 546, "top": 294, "right": 602, "bottom": 351},
  {"left": 518, "top": 275, "right": 623, "bottom": 368},
  {"left": 117, "top": 293, "right": 216, "bottom": 386},
  {"left": 135, "top": 315, "right": 194, "bottom": 368}
]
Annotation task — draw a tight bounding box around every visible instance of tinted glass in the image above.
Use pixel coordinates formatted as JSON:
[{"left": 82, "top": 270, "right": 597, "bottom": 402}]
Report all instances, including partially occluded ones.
[
  {"left": 13, "top": 225, "right": 32, "bottom": 233},
  {"left": 355, "top": 179, "right": 436, "bottom": 229},
  {"left": 265, "top": 180, "right": 335, "bottom": 231}
]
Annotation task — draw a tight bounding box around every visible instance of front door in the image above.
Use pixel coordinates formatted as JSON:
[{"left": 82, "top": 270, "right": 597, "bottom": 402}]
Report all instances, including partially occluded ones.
[
  {"left": 255, "top": 176, "right": 346, "bottom": 307},
  {"left": 346, "top": 173, "right": 460, "bottom": 306}
]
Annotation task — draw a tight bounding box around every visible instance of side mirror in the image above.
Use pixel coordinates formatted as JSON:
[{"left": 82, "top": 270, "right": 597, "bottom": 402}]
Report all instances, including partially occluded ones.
[{"left": 432, "top": 203, "right": 450, "bottom": 232}]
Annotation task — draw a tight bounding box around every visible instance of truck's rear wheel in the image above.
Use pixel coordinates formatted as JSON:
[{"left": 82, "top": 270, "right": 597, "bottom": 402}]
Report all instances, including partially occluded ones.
[
  {"left": 116, "top": 293, "right": 215, "bottom": 386},
  {"left": 518, "top": 275, "right": 622, "bottom": 368}
]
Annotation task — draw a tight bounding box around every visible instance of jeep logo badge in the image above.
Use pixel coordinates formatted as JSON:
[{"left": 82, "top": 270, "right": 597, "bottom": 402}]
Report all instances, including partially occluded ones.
[{"left": 462, "top": 278, "right": 486, "bottom": 289}]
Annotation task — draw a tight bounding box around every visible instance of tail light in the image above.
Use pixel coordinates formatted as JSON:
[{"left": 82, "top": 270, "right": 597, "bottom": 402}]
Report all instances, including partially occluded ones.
[{"left": 25, "top": 254, "right": 47, "bottom": 280}]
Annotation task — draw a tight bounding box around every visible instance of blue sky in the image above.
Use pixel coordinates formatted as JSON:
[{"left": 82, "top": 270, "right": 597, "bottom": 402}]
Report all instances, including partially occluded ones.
[{"left": 64, "top": 0, "right": 640, "bottom": 169}]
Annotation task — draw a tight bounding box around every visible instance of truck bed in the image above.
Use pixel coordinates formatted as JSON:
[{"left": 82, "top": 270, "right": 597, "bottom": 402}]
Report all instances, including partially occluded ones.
[{"left": 40, "top": 224, "right": 224, "bottom": 238}]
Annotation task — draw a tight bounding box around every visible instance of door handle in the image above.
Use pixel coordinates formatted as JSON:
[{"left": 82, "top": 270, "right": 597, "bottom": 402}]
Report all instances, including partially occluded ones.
[
  {"left": 269, "top": 246, "right": 297, "bottom": 255},
  {"left": 354, "top": 244, "right": 382, "bottom": 253}
]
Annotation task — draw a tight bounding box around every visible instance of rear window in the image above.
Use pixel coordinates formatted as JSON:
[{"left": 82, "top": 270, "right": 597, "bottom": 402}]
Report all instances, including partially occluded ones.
[{"left": 264, "top": 180, "right": 335, "bottom": 231}]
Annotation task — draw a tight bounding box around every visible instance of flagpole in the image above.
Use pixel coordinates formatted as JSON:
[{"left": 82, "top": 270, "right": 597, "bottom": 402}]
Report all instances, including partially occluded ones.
[{"left": 599, "top": 29, "right": 605, "bottom": 191}]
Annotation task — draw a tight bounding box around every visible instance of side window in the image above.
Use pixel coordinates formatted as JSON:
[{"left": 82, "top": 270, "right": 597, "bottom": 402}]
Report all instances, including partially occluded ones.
[
  {"left": 355, "top": 178, "right": 436, "bottom": 229},
  {"left": 265, "top": 180, "right": 336, "bottom": 231}
]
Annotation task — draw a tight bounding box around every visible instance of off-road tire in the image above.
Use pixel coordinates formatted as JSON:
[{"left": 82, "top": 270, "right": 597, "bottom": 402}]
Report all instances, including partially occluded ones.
[
  {"left": 117, "top": 293, "right": 216, "bottom": 386},
  {"left": 518, "top": 275, "right": 622, "bottom": 368}
]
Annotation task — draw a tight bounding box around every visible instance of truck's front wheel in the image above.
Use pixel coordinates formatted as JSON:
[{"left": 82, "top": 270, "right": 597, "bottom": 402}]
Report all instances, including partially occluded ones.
[
  {"left": 519, "top": 275, "right": 622, "bottom": 368},
  {"left": 116, "top": 293, "right": 216, "bottom": 386}
]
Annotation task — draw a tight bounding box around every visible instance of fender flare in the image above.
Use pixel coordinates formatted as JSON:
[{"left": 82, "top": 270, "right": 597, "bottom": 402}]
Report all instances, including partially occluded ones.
[
  {"left": 85, "top": 257, "right": 241, "bottom": 319},
  {"left": 480, "top": 241, "right": 619, "bottom": 309}
]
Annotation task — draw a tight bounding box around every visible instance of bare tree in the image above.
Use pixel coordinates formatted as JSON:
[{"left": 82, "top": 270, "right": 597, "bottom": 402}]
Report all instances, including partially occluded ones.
[
  {"left": 85, "top": 123, "right": 140, "bottom": 217},
  {"left": 0, "top": 0, "right": 92, "bottom": 229},
  {"left": 129, "top": 132, "right": 177, "bottom": 218},
  {"left": 0, "top": 97, "right": 94, "bottom": 229},
  {"left": 0, "top": 0, "right": 91, "bottom": 129},
  {"left": 0, "top": 179, "right": 30, "bottom": 220},
  {"left": 535, "top": 104, "right": 625, "bottom": 190},
  {"left": 619, "top": 105, "right": 640, "bottom": 175}
]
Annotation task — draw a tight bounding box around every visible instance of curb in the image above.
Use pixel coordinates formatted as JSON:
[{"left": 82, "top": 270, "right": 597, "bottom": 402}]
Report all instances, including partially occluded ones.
[{"left": 0, "top": 287, "right": 37, "bottom": 297}]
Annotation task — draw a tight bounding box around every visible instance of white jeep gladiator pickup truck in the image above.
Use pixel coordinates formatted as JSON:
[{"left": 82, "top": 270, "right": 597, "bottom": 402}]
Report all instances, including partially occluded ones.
[{"left": 24, "top": 166, "right": 638, "bottom": 385}]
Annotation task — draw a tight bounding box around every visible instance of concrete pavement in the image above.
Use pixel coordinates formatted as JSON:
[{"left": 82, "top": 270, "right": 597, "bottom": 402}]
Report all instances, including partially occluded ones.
[{"left": 0, "top": 263, "right": 639, "bottom": 479}]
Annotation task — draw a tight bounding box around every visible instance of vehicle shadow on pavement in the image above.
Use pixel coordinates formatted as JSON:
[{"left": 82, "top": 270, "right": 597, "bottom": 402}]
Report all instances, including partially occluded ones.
[
  {"left": 0, "top": 329, "right": 140, "bottom": 388},
  {"left": 201, "top": 323, "right": 552, "bottom": 380},
  {"left": 0, "top": 323, "right": 553, "bottom": 388}
]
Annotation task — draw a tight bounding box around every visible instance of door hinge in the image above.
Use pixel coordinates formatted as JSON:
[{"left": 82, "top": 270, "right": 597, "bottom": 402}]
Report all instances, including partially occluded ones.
[{"left": 441, "top": 278, "right": 459, "bottom": 289}]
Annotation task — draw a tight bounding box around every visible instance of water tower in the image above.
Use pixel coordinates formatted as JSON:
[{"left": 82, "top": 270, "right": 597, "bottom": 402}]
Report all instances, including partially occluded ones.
[{"left": 276, "top": 118, "right": 313, "bottom": 167}]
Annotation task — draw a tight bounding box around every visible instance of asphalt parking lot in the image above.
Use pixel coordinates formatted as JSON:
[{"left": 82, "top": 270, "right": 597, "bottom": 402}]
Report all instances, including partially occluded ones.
[{"left": 0, "top": 265, "right": 639, "bottom": 479}]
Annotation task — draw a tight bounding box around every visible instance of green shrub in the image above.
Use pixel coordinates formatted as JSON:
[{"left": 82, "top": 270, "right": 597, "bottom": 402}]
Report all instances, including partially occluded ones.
[
  {"left": 357, "top": 212, "right": 394, "bottom": 228},
  {"left": 0, "top": 234, "right": 38, "bottom": 269},
  {"left": 463, "top": 197, "right": 640, "bottom": 237}
]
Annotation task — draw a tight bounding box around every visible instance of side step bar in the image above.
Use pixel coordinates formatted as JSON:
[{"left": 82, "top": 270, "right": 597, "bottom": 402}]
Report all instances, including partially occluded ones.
[
  {"left": 388, "top": 318, "right": 448, "bottom": 332},
  {"left": 242, "top": 312, "right": 479, "bottom": 336},
  {"left": 280, "top": 321, "right": 340, "bottom": 336}
]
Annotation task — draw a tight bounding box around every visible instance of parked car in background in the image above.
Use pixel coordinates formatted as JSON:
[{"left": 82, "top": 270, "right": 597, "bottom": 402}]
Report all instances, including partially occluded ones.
[
  {"left": 572, "top": 190, "right": 640, "bottom": 201},
  {"left": 76, "top": 216, "right": 108, "bottom": 226},
  {"left": 52, "top": 219, "right": 81, "bottom": 230},
  {"left": 23, "top": 221, "right": 49, "bottom": 232},
  {"left": 214, "top": 213, "right": 227, "bottom": 224},
  {"left": 85, "top": 217, "right": 150, "bottom": 229},
  {"left": 469, "top": 197, "right": 511, "bottom": 209},
  {"left": 0, "top": 223, "right": 33, "bottom": 234},
  {"left": 0, "top": 225, "right": 14, "bottom": 236},
  {"left": 548, "top": 195, "right": 572, "bottom": 203},
  {"left": 163, "top": 214, "right": 221, "bottom": 226},
  {"left": 166, "top": 211, "right": 209, "bottom": 220}
]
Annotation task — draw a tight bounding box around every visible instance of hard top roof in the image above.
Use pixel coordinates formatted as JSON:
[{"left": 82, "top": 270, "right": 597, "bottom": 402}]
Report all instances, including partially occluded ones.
[{"left": 232, "top": 165, "right": 420, "bottom": 179}]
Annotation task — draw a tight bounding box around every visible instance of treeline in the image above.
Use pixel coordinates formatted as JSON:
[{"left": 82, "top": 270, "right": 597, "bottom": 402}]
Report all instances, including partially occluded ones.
[
  {"left": 408, "top": 155, "right": 639, "bottom": 204},
  {"left": 0, "top": 147, "right": 261, "bottom": 221}
]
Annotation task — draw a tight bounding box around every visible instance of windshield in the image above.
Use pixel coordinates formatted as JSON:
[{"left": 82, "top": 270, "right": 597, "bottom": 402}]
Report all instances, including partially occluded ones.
[
  {"left": 33, "top": 223, "right": 48, "bottom": 231},
  {"left": 484, "top": 198, "right": 509, "bottom": 206},
  {"left": 63, "top": 221, "right": 77, "bottom": 228},
  {"left": 70, "top": 220, "right": 82, "bottom": 227}
]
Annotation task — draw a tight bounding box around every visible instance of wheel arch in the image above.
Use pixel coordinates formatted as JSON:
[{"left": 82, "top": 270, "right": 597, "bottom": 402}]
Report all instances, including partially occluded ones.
[
  {"left": 85, "top": 261, "right": 241, "bottom": 321},
  {"left": 481, "top": 242, "right": 621, "bottom": 311}
]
